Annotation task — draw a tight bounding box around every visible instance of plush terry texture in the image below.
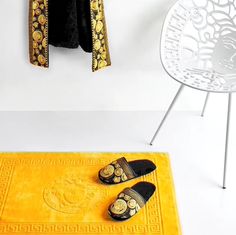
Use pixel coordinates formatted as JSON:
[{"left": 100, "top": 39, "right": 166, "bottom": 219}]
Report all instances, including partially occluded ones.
[
  {"left": 0, "top": 153, "right": 181, "bottom": 235},
  {"left": 48, "top": 0, "right": 92, "bottom": 52}
]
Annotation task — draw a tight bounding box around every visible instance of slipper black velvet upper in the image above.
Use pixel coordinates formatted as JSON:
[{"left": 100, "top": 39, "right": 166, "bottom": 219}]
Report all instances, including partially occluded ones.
[{"left": 99, "top": 157, "right": 157, "bottom": 184}]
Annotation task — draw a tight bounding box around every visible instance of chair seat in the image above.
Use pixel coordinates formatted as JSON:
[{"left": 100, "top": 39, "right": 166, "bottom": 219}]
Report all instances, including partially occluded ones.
[
  {"left": 161, "top": 0, "right": 236, "bottom": 93},
  {"left": 163, "top": 63, "right": 236, "bottom": 93}
]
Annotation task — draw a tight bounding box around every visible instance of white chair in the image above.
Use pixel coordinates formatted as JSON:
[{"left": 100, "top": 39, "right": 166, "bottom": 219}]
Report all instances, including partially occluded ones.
[{"left": 150, "top": 0, "right": 236, "bottom": 189}]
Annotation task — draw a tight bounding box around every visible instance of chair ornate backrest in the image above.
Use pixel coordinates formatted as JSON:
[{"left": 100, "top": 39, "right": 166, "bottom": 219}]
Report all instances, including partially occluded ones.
[{"left": 161, "top": 0, "right": 236, "bottom": 92}]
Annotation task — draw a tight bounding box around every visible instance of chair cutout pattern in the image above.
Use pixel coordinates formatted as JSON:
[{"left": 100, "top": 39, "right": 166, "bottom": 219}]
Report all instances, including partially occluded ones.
[{"left": 150, "top": 0, "right": 235, "bottom": 188}]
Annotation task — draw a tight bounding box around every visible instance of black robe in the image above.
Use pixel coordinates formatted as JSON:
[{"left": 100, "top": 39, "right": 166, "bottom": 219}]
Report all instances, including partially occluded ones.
[{"left": 29, "top": 0, "right": 111, "bottom": 71}]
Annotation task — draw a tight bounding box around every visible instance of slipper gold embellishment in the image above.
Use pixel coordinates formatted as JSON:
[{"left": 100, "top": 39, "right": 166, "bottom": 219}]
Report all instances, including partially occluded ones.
[
  {"left": 124, "top": 195, "right": 131, "bottom": 201},
  {"left": 113, "top": 176, "right": 121, "bottom": 183},
  {"left": 110, "top": 199, "right": 127, "bottom": 215},
  {"left": 121, "top": 173, "right": 128, "bottom": 181},
  {"left": 100, "top": 165, "right": 114, "bottom": 178},
  {"left": 114, "top": 168, "right": 123, "bottom": 177},
  {"left": 99, "top": 157, "right": 136, "bottom": 184},
  {"left": 127, "top": 199, "right": 136, "bottom": 209},
  {"left": 109, "top": 189, "right": 144, "bottom": 220}
]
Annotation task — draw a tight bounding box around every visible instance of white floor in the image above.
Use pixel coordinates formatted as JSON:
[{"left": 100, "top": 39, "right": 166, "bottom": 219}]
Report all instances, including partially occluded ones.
[{"left": 0, "top": 110, "right": 236, "bottom": 235}]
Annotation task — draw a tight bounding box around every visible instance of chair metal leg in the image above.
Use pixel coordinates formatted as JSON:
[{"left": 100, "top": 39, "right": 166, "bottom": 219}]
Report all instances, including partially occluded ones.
[
  {"left": 201, "top": 92, "right": 210, "bottom": 117},
  {"left": 223, "top": 93, "right": 232, "bottom": 189},
  {"left": 150, "top": 84, "right": 184, "bottom": 145}
]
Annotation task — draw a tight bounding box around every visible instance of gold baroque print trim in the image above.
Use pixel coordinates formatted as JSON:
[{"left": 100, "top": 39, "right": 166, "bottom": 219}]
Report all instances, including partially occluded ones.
[
  {"left": 90, "top": 0, "right": 111, "bottom": 72},
  {"left": 29, "top": 0, "right": 49, "bottom": 68}
]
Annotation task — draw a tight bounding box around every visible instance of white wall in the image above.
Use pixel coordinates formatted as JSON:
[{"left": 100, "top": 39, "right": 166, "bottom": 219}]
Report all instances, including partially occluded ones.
[{"left": 0, "top": 0, "right": 222, "bottom": 111}]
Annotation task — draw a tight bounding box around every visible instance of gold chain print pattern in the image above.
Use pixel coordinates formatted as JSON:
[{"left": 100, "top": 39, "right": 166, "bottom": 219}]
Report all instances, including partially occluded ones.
[
  {"left": 90, "top": 0, "right": 111, "bottom": 71},
  {"left": 29, "top": 0, "right": 49, "bottom": 67}
]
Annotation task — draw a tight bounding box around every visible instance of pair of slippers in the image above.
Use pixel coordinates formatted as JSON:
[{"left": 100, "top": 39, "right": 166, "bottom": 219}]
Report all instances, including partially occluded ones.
[{"left": 98, "top": 157, "right": 157, "bottom": 221}]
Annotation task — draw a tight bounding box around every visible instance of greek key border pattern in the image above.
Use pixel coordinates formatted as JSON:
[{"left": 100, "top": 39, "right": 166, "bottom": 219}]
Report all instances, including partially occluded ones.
[
  {"left": 0, "top": 160, "right": 15, "bottom": 218},
  {"left": 11, "top": 158, "right": 110, "bottom": 167},
  {"left": 0, "top": 223, "right": 161, "bottom": 234},
  {"left": 0, "top": 156, "right": 161, "bottom": 234},
  {"left": 143, "top": 159, "right": 162, "bottom": 234}
]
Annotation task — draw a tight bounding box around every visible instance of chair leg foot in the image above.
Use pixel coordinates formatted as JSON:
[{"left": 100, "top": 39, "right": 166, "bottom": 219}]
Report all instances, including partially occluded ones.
[
  {"left": 222, "top": 93, "right": 232, "bottom": 189},
  {"left": 150, "top": 84, "right": 184, "bottom": 145}
]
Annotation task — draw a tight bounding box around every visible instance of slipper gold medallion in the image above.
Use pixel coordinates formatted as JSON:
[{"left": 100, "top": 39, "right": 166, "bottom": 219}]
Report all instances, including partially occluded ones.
[
  {"left": 110, "top": 199, "right": 127, "bottom": 215},
  {"left": 100, "top": 165, "right": 114, "bottom": 178}
]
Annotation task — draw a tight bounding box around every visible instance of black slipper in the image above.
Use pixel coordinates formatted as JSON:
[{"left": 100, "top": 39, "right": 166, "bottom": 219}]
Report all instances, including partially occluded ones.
[
  {"left": 108, "top": 182, "right": 156, "bottom": 221},
  {"left": 98, "top": 157, "right": 156, "bottom": 184}
]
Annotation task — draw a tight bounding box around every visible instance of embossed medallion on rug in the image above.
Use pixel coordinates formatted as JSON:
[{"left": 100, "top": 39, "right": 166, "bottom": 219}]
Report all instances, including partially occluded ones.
[{"left": 0, "top": 153, "right": 181, "bottom": 235}]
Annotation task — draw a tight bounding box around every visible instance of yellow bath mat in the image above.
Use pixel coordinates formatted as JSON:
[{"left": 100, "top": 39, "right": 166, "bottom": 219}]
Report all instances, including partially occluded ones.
[{"left": 0, "top": 153, "right": 181, "bottom": 235}]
